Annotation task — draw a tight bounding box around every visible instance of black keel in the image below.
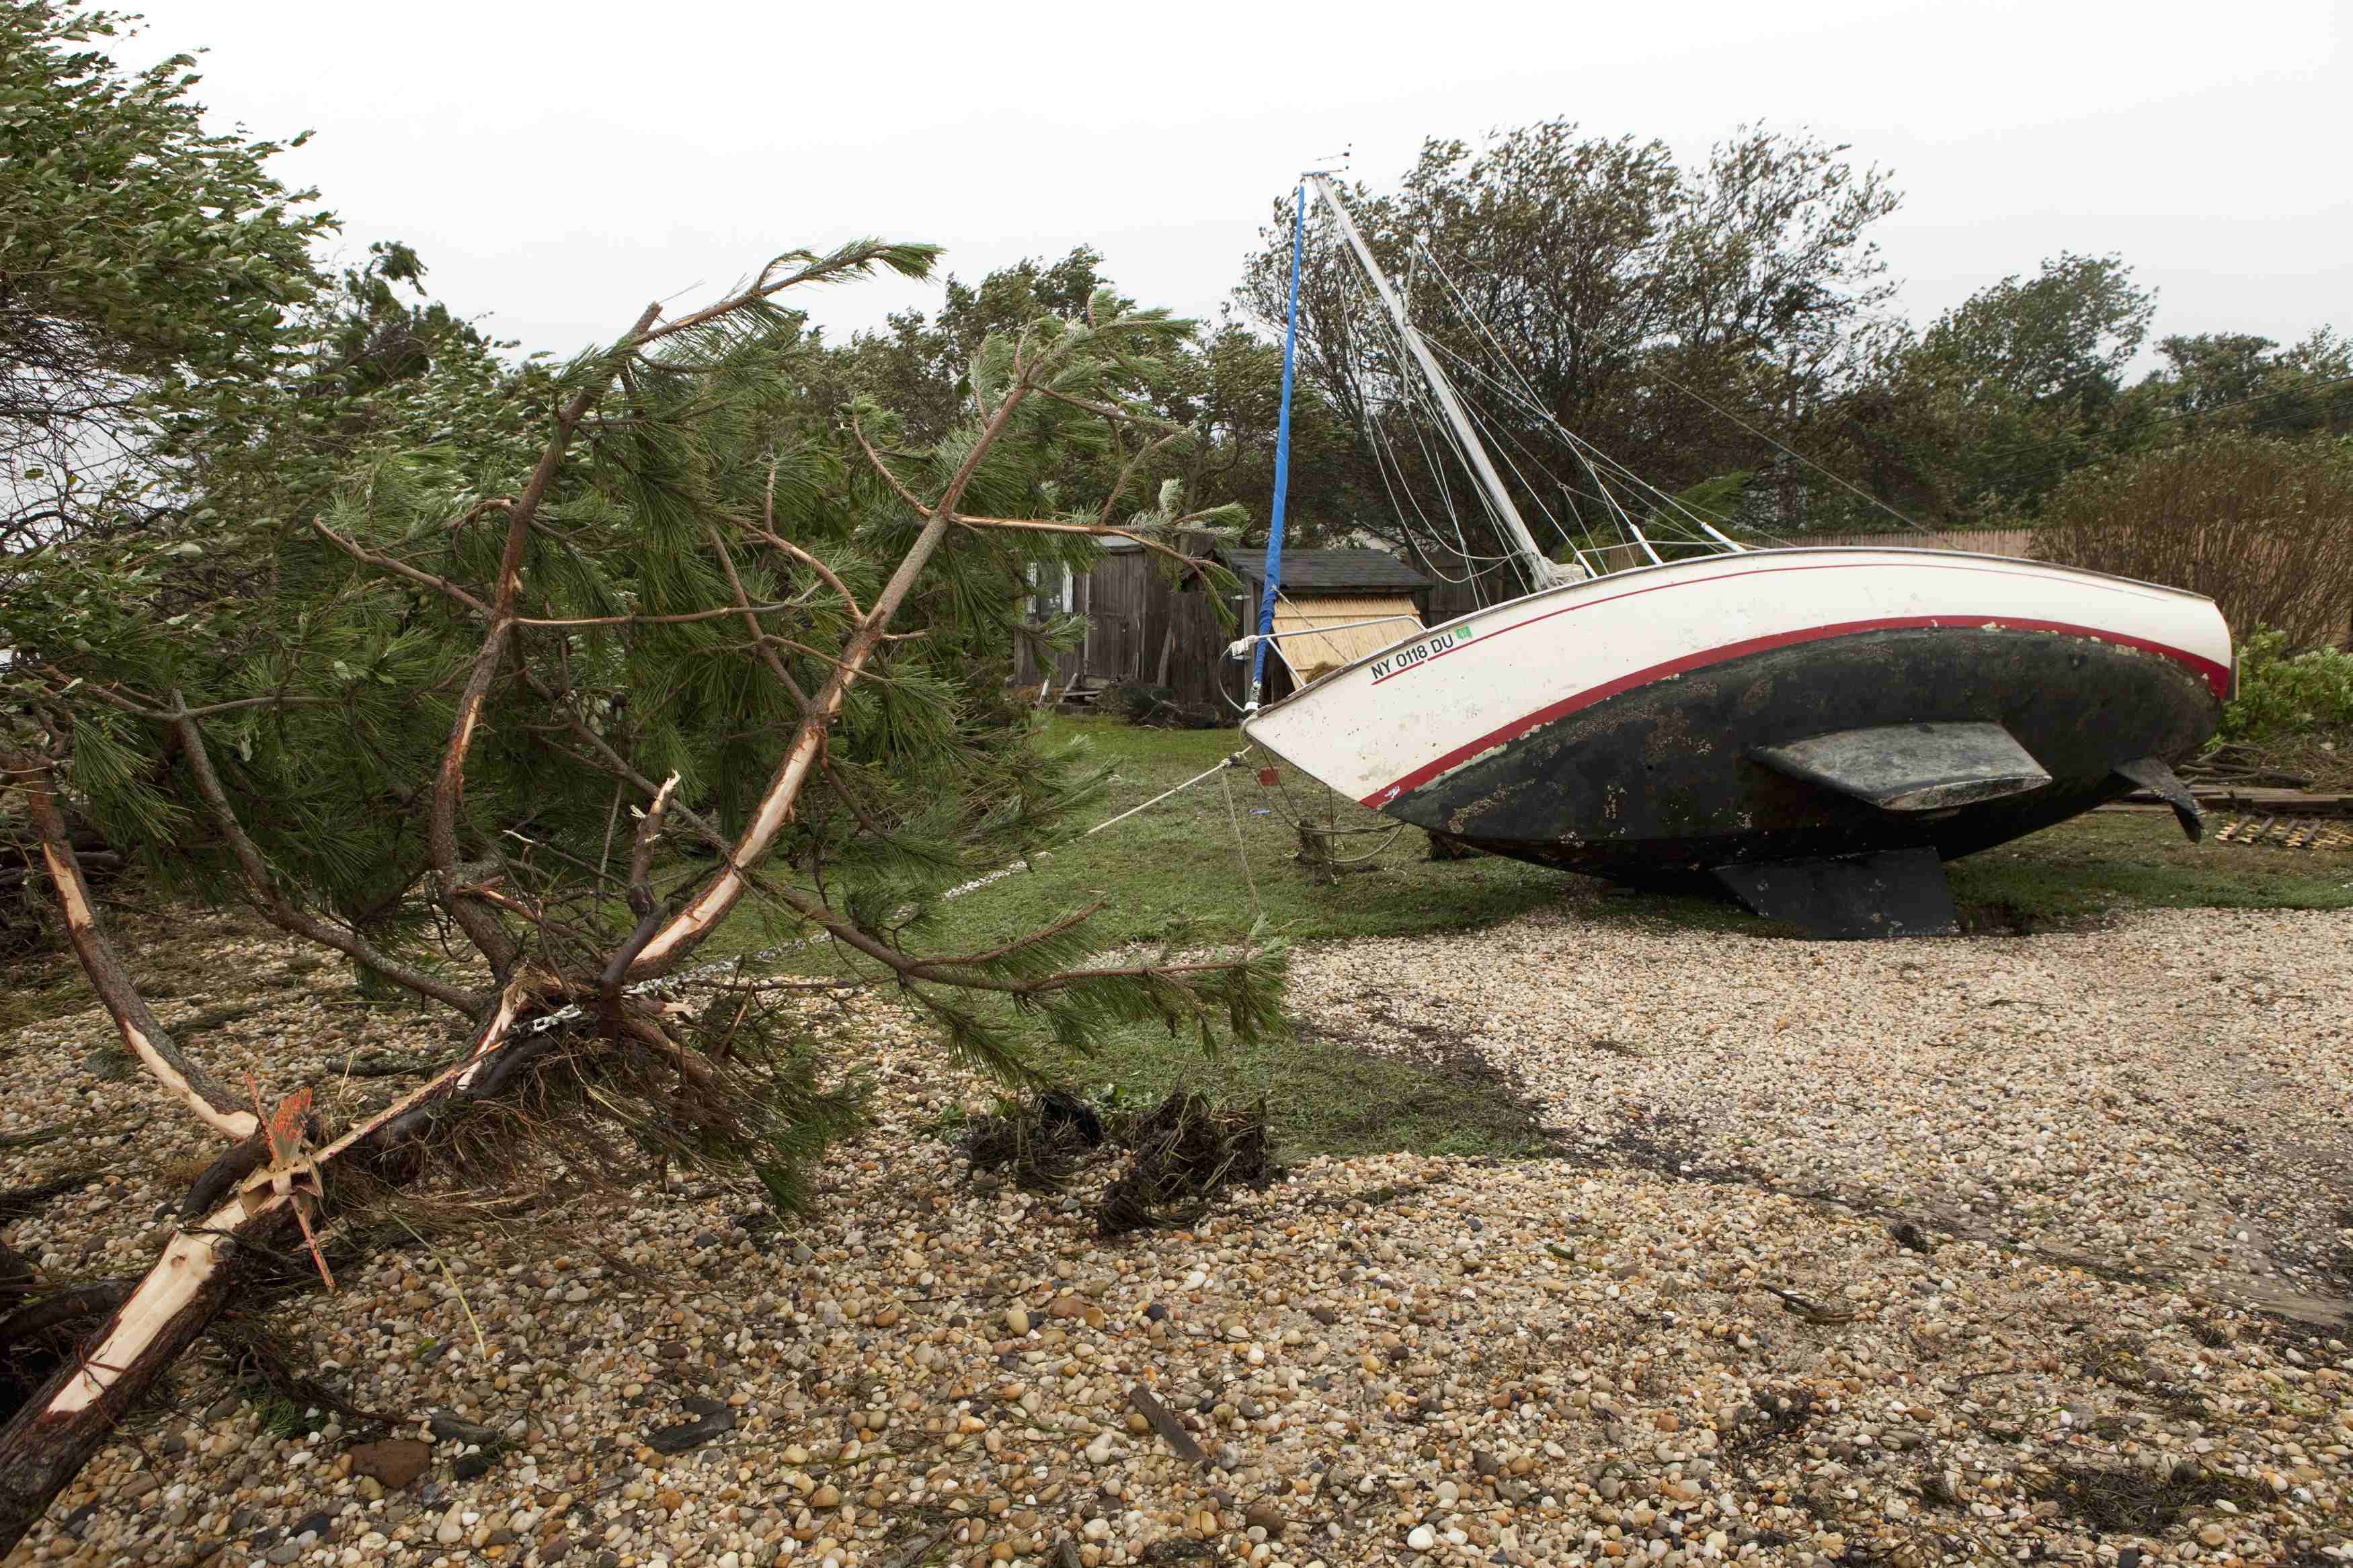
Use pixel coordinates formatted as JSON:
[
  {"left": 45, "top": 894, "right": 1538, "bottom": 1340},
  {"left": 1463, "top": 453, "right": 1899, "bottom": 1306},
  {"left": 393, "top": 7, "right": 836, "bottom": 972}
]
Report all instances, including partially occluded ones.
[
  {"left": 2112, "top": 754, "right": 2204, "bottom": 842},
  {"left": 1712, "top": 846, "right": 1959, "bottom": 940}
]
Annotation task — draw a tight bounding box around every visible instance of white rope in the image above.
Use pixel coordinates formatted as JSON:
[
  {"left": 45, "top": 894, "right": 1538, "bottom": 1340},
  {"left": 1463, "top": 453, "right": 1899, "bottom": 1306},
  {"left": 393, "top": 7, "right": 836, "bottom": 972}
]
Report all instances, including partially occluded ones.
[
  {"left": 1218, "top": 767, "right": 1261, "bottom": 921},
  {"left": 1078, "top": 751, "right": 1251, "bottom": 841}
]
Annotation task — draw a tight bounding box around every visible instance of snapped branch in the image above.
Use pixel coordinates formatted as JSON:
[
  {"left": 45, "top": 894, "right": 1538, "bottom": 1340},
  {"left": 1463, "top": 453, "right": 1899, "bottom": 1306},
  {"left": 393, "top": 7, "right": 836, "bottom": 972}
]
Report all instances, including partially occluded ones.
[{"left": 1, "top": 754, "right": 258, "bottom": 1142}]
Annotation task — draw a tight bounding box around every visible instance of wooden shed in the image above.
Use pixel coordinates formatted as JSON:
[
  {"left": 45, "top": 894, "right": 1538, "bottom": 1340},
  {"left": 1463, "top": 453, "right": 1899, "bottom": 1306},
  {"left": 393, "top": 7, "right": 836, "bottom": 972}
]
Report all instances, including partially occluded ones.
[{"left": 1013, "top": 541, "right": 1435, "bottom": 714}]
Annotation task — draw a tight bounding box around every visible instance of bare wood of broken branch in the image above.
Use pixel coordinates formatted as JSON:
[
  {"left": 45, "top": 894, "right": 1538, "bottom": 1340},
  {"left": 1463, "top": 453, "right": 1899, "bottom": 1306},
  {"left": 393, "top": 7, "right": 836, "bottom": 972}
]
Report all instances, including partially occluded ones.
[
  {"left": 1, "top": 977, "right": 540, "bottom": 1483},
  {"left": 598, "top": 776, "right": 680, "bottom": 1011},
  {"left": 1, "top": 756, "right": 261, "bottom": 1143}
]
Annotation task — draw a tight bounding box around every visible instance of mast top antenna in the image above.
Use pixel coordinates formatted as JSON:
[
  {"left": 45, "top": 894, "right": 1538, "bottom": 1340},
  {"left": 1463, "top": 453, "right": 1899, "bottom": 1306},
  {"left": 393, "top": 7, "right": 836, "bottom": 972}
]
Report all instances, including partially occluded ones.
[{"left": 1303, "top": 144, "right": 1351, "bottom": 178}]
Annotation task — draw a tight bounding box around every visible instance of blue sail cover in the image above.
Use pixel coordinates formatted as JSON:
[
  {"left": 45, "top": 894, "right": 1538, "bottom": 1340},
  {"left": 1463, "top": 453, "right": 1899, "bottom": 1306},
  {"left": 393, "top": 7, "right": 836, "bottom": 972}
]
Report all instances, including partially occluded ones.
[{"left": 1246, "top": 182, "right": 1307, "bottom": 709}]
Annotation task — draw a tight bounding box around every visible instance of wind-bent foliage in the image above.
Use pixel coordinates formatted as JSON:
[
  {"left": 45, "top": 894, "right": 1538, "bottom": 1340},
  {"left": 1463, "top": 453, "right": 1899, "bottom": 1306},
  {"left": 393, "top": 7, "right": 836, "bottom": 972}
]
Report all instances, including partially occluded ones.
[
  {"left": 1236, "top": 121, "right": 1903, "bottom": 563},
  {"left": 0, "top": 27, "right": 1275, "bottom": 1532},
  {"left": 0, "top": 3, "right": 337, "bottom": 554},
  {"left": 0, "top": 234, "right": 1279, "bottom": 1544}
]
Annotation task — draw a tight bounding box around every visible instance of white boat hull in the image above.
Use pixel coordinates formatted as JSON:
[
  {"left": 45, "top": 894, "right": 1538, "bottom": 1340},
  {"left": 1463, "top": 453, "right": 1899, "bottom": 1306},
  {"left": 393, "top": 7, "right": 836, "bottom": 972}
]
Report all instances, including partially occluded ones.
[{"left": 1242, "top": 547, "right": 2230, "bottom": 882}]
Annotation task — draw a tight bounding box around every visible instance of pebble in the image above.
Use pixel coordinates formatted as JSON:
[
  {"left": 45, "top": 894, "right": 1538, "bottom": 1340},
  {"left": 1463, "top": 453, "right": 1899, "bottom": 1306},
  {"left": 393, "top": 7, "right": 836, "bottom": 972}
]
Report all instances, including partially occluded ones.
[
  {"left": 346, "top": 1438, "right": 430, "bottom": 1490},
  {"left": 3, "top": 902, "right": 2346, "bottom": 1568}
]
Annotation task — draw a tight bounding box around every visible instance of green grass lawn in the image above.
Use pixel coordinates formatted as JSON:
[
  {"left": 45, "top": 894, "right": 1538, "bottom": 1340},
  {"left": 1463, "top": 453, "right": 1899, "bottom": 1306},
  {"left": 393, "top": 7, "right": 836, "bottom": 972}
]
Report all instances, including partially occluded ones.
[
  {"left": 1946, "top": 809, "right": 2353, "bottom": 925},
  {"left": 805, "top": 715, "right": 2353, "bottom": 1162},
  {"left": 9, "top": 716, "right": 2344, "bottom": 1161},
  {"left": 902, "top": 715, "right": 1579, "bottom": 953},
  {"left": 923, "top": 716, "right": 2352, "bottom": 952}
]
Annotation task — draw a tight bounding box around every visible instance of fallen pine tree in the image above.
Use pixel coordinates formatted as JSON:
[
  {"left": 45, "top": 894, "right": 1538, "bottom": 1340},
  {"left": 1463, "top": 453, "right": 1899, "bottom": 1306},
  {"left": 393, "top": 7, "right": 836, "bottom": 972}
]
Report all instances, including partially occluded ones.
[{"left": 0, "top": 241, "right": 1279, "bottom": 1549}]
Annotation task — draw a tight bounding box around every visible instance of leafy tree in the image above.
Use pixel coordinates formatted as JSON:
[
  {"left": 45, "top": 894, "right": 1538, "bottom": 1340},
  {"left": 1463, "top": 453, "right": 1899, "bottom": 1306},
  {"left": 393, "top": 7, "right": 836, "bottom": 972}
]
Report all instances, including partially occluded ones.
[
  {"left": 0, "top": 25, "right": 1277, "bottom": 1542},
  {"left": 1236, "top": 120, "right": 1901, "bottom": 569},
  {"left": 2128, "top": 328, "right": 2353, "bottom": 439},
  {"left": 1, "top": 1, "right": 543, "bottom": 979},
  {"left": 828, "top": 248, "right": 1122, "bottom": 446},
  {"left": 828, "top": 250, "right": 1279, "bottom": 546},
  {"left": 1832, "top": 253, "right": 2158, "bottom": 520},
  {"left": 0, "top": 2, "right": 333, "bottom": 553},
  {"left": 1917, "top": 252, "right": 2154, "bottom": 409}
]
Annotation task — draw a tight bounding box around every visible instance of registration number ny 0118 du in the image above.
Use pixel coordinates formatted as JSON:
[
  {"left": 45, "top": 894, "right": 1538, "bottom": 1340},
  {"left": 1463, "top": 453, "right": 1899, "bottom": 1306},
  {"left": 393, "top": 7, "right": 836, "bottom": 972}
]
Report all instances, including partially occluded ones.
[{"left": 1368, "top": 624, "right": 1475, "bottom": 682}]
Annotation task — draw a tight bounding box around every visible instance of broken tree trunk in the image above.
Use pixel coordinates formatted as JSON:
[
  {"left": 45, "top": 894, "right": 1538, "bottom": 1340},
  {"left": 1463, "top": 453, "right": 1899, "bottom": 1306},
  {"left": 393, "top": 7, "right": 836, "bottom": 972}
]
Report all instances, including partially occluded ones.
[
  {"left": 10, "top": 759, "right": 258, "bottom": 1142},
  {"left": 0, "top": 989, "right": 531, "bottom": 1547}
]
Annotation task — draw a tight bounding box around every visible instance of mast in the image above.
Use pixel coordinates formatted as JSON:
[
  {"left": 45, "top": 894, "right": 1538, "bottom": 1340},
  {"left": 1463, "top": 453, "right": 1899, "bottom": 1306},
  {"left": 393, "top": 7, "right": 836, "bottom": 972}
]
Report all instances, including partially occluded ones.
[
  {"left": 1244, "top": 183, "right": 1308, "bottom": 714},
  {"left": 1307, "top": 173, "right": 1581, "bottom": 587}
]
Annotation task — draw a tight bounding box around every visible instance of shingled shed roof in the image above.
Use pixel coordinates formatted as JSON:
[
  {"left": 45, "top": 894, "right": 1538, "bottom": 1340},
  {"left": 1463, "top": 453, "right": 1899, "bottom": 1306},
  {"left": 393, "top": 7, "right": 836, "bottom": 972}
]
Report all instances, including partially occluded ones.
[{"left": 1218, "top": 547, "right": 1433, "bottom": 595}]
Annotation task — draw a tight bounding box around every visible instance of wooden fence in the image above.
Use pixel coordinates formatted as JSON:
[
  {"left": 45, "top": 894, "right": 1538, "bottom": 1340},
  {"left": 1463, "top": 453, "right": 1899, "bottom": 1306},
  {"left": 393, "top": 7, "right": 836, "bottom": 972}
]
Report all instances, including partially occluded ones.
[{"left": 1011, "top": 540, "right": 1242, "bottom": 710}]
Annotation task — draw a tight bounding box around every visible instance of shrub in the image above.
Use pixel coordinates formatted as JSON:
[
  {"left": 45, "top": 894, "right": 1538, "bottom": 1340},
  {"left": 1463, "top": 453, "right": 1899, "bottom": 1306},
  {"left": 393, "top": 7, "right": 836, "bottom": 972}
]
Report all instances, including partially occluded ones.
[
  {"left": 2222, "top": 630, "right": 2353, "bottom": 745},
  {"left": 2035, "top": 433, "right": 2353, "bottom": 651}
]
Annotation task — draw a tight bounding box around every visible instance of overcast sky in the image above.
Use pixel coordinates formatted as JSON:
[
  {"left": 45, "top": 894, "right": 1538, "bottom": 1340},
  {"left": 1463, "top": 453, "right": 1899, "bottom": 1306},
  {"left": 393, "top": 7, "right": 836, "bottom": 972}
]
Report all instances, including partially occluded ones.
[{"left": 129, "top": 0, "right": 2348, "bottom": 367}]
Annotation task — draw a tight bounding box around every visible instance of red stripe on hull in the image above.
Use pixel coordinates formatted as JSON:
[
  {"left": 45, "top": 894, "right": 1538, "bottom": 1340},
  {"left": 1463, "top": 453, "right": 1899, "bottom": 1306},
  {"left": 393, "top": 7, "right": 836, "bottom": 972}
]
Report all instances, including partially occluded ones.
[{"left": 1359, "top": 616, "right": 2229, "bottom": 807}]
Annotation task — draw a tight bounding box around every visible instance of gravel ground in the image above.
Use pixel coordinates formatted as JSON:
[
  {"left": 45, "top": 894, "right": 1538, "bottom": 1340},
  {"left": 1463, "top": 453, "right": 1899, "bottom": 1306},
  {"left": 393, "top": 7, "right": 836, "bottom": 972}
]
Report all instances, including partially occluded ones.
[
  {"left": 1, "top": 903, "right": 2349, "bottom": 1568},
  {"left": 1286, "top": 904, "right": 2353, "bottom": 1326}
]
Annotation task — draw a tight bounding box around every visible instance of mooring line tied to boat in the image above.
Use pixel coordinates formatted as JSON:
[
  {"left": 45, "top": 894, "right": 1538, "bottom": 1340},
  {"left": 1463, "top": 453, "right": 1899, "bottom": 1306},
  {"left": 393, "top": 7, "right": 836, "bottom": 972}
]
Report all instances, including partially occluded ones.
[
  {"left": 875, "top": 749, "right": 1265, "bottom": 915},
  {"left": 670, "top": 745, "right": 1410, "bottom": 1003}
]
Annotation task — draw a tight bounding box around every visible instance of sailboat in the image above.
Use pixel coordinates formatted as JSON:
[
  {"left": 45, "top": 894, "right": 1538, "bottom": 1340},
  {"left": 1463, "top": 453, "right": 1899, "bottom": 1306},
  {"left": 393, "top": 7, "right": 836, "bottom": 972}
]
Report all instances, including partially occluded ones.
[{"left": 1236, "top": 173, "right": 2230, "bottom": 938}]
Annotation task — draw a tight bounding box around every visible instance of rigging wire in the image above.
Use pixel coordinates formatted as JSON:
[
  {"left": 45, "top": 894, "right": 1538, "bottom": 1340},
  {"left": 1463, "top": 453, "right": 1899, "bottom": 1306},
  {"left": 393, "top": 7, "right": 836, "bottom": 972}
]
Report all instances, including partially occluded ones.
[
  {"left": 1406, "top": 243, "right": 1829, "bottom": 550},
  {"left": 1403, "top": 246, "right": 1661, "bottom": 559},
  {"left": 1389, "top": 267, "right": 1696, "bottom": 561},
  {"left": 1340, "top": 267, "right": 1525, "bottom": 602},
  {"left": 1435, "top": 339, "right": 1718, "bottom": 559},
  {"left": 1429, "top": 336, "right": 1807, "bottom": 552},
  {"left": 1642, "top": 363, "right": 1933, "bottom": 536}
]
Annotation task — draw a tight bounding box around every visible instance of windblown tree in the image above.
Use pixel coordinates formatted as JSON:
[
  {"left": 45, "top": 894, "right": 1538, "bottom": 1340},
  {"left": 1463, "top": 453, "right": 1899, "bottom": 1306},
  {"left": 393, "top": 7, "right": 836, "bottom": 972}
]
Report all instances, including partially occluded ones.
[
  {"left": 1236, "top": 121, "right": 1902, "bottom": 569},
  {"left": 0, "top": 162, "right": 1276, "bottom": 1555},
  {"left": 1838, "top": 252, "right": 2157, "bottom": 519},
  {"left": 2125, "top": 327, "right": 2353, "bottom": 440},
  {"left": 825, "top": 250, "right": 1329, "bottom": 544},
  {"left": 0, "top": 1, "right": 334, "bottom": 553}
]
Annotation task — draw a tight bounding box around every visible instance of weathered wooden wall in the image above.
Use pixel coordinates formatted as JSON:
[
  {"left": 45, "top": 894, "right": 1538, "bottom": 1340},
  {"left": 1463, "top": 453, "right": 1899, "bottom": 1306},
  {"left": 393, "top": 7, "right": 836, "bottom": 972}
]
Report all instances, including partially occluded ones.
[{"left": 1011, "top": 536, "right": 1248, "bottom": 710}]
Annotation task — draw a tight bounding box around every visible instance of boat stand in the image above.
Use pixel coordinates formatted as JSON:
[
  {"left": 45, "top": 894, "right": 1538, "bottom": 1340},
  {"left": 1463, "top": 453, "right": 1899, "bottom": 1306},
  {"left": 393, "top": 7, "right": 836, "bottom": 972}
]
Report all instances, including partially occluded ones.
[{"left": 1712, "top": 846, "right": 1959, "bottom": 940}]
